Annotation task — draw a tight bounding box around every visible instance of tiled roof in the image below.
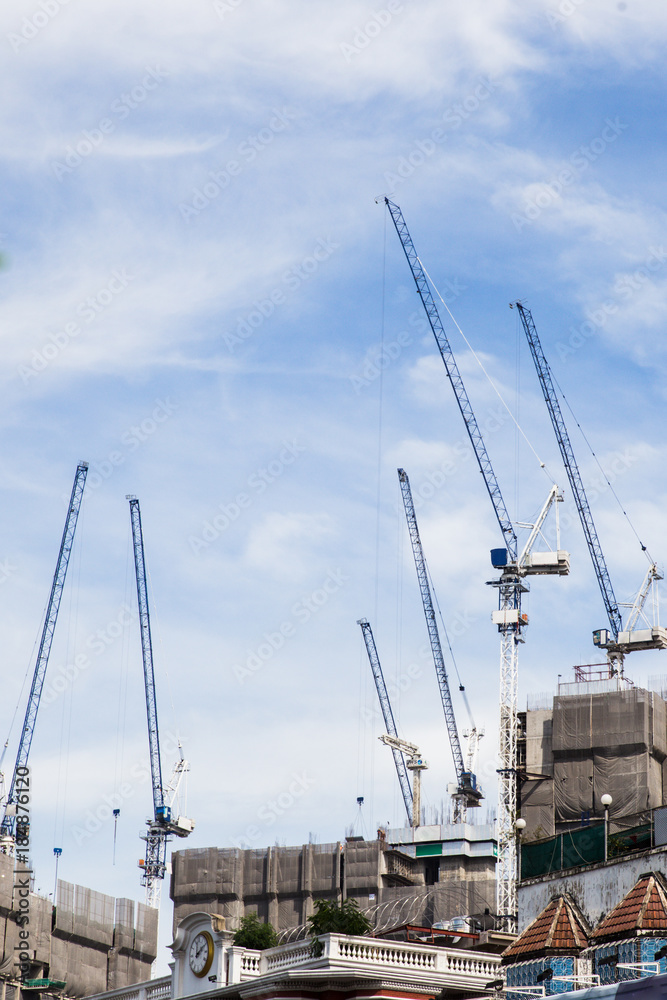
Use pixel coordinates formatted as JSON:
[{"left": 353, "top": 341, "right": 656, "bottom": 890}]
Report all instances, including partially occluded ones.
[
  {"left": 591, "top": 873, "right": 667, "bottom": 941},
  {"left": 502, "top": 896, "right": 590, "bottom": 963}
]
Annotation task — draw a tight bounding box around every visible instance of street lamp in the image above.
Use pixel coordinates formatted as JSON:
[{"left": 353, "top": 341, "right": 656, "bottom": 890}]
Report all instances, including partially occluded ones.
[
  {"left": 601, "top": 794, "right": 612, "bottom": 860},
  {"left": 516, "top": 818, "right": 527, "bottom": 884}
]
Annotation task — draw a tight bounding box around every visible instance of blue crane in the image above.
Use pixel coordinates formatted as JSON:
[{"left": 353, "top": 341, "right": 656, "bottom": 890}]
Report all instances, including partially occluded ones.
[
  {"left": 127, "top": 496, "right": 194, "bottom": 908},
  {"left": 1, "top": 461, "right": 89, "bottom": 842},
  {"left": 385, "top": 199, "right": 516, "bottom": 564},
  {"left": 385, "top": 199, "right": 568, "bottom": 928},
  {"left": 513, "top": 300, "right": 666, "bottom": 662},
  {"left": 397, "top": 468, "right": 481, "bottom": 822},
  {"left": 357, "top": 618, "right": 414, "bottom": 824}
]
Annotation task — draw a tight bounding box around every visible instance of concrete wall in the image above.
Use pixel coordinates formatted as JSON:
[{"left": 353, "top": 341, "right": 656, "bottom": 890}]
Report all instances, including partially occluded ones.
[{"left": 518, "top": 845, "right": 667, "bottom": 930}]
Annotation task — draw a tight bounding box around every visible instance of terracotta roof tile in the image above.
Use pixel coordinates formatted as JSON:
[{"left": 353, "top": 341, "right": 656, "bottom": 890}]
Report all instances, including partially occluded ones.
[
  {"left": 502, "top": 896, "right": 590, "bottom": 963},
  {"left": 592, "top": 873, "right": 667, "bottom": 941}
]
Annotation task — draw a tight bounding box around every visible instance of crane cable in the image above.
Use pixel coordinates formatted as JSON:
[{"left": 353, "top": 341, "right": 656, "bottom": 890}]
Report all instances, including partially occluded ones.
[
  {"left": 418, "top": 257, "right": 558, "bottom": 487},
  {"left": 548, "top": 366, "right": 655, "bottom": 565},
  {"left": 425, "top": 558, "right": 478, "bottom": 732}
]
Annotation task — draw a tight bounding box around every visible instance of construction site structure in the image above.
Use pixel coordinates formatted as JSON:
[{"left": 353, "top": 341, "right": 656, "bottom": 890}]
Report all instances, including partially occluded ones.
[
  {"left": 379, "top": 734, "right": 428, "bottom": 829},
  {"left": 385, "top": 199, "right": 569, "bottom": 931},
  {"left": 357, "top": 619, "right": 416, "bottom": 826},
  {"left": 0, "top": 852, "right": 157, "bottom": 997},
  {"left": 518, "top": 673, "right": 667, "bottom": 843},
  {"left": 127, "top": 497, "right": 194, "bottom": 909},
  {"left": 513, "top": 301, "right": 667, "bottom": 666},
  {"left": 1, "top": 461, "right": 89, "bottom": 847},
  {"left": 170, "top": 826, "right": 497, "bottom": 938},
  {"left": 397, "top": 468, "right": 482, "bottom": 823}
]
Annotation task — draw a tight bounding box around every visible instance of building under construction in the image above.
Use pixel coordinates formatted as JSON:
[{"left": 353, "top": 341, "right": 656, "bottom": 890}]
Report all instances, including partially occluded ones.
[
  {"left": 518, "top": 672, "right": 667, "bottom": 842},
  {"left": 170, "top": 823, "right": 497, "bottom": 936},
  {"left": 0, "top": 852, "right": 157, "bottom": 997}
]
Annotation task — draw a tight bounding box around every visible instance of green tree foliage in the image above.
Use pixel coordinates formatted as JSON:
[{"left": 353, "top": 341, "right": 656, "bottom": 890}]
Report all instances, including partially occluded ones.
[
  {"left": 233, "top": 913, "right": 278, "bottom": 950},
  {"left": 308, "top": 898, "right": 373, "bottom": 938}
]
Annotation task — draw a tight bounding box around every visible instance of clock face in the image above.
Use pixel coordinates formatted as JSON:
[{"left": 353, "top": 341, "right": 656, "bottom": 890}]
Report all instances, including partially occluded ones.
[{"left": 189, "top": 931, "right": 214, "bottom": 978}]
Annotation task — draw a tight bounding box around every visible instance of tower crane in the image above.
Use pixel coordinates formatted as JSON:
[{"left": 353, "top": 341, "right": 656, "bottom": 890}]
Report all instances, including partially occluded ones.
[
  {"left": 398, "top": 468, "right": 482, "bottom": 823},
  {"left": 1, "top": 461, "right": 89, "bottom": 848},
  {"left": 127, "top": 496, "right": 194, "bottom": 909},
  {"left": 512, "top": 301, "right": 667, "bottom": 668},
  {"left": 357, "top": 618, "right": 422, "bottom": 827},
  {"left": 379, "top": 735, "right": 428, "bottom": 829},
  {"left": 385, "top": 199, "right": 569, "bottom": 930}
]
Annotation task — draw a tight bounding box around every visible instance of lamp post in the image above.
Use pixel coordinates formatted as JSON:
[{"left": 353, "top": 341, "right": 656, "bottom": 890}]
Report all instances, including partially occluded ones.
[
  {"left": 53, "top": 847, "right": 62, "bottom": 906},
  {"left": 515, "top": 819, "right": 526, "bottom": 904},
  {"left": 601, "top": 794, "right": 612, "bottom": 861}
]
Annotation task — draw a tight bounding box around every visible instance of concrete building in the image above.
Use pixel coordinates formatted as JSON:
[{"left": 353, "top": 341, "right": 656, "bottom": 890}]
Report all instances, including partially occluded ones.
[
  {"left": 170, "top": 825, "right": 497, "bottom": 937},
  {"left": 0, "top": 852, "right": 157, "bottom": 998},
  {"left": 518, "top": 676, "right": 667, "bottom": 842}
]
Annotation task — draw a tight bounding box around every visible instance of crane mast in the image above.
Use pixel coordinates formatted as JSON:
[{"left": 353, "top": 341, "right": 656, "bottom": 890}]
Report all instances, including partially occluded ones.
[
  {"left": 397, "top": 469, "right": 481, "bottom": 823},
  {"left": 385, "top": 201, "right": 568, "bottom": 930},
  {"left": 385, "top": 195, "right": 522, "bottom": 926},
  {"left": 1, "top": 461, "right": 89, "bottom": 843},
  {"left": 513, "top": 301, "right": 666, "bottom": 664},
  {"left": 357, "top": 619, "right": 414, "bottom": 825},
  {"left": 127, "top": 496, "right": 194, "bottom": 909}
]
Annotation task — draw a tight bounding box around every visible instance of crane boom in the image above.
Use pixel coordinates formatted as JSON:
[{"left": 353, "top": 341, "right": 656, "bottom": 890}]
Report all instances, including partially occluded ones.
[
  {"left": 128, "top": 497, "right": 164, "bottom": 817},
  {"left": 1, "top": 461, "right": 89, "bottom": 839},
  {"left": 513, "top": 302, "right": 623, "bottom": 639},
  {"left": 385, "top": 197, "right": 517, "bottom": 562},
  {"left": 127, "top": 496, "right": 194, "bottom": 908},
  {"left": 398, "top": 468, "right": 483, "bottom": 826},
  {"left": 357, "top": 619, "right": 413, "bottom": 824}
]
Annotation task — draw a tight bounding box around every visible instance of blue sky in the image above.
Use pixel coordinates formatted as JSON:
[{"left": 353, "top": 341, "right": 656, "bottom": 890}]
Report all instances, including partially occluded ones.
[{"left": 2, "top": 0, "right": 667, "bottom": 971}]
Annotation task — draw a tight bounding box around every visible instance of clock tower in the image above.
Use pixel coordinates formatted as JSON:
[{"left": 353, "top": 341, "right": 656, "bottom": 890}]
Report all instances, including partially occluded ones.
[{"left": 170, "top": 912, "right": 232, "bottom": 998}]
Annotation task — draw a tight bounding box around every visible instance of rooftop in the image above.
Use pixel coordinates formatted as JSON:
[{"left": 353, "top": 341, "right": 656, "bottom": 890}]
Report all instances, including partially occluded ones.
[
  {"left": 591, "top": 872, "right": 667, "bottom": 942},
  {"left": 502, "top": 895, "right": 590, "bottom": 963}
]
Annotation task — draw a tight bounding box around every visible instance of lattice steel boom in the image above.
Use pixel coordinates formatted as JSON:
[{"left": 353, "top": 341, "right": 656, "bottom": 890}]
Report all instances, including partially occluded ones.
[
  {"left": 514, "top": 302, "right": 622, "bottom": 639},
  {"left": 128, "top": 496, "right": 166, "bottom": 907},
  {"left": 357, "top": 618, "right": 413, "bottom": 824},
  {"left": 385, "top": 197, "right": 517, "bottom": 563},
  {"left": 397, "top": 470, "right": 465, "bottom": 779},
  {"left": 1, "top": 461, "right": 89, "bottom": 840},
  {"left": 127, "top": 497, "right": 194, "bottom": 908}
]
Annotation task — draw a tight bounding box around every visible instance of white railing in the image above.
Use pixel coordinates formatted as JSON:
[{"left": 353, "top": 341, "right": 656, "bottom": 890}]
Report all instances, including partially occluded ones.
[
  {"left": 146, "top": 980, "right": 172, "bottom": 1000},
  {"left": 246, "top": 934, "right": 500, "bottom": 987},
  {"left": 263, "top": 940, "right": 314, "bottom": 973},
  {"left": 87, "top": 975, "right": 171, "bottom": 1000},
  {"left": 335, "top": 937, "right": 436, "bottom": 969},
  {"left": 240, "top": 950, "right": 262, "bottom": 978}
]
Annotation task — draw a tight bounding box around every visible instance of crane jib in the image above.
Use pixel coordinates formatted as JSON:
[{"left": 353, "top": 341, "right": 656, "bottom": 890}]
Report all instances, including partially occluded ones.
[
  {"left": 397, "top": 469, "right": 466, "bottom": 786},
  {"left": 385, "top": 198, "right": 517, "bottom": 563},
  {"left": 358, "top": 619, "right": 413, "bottom": 824},
  {"left": 514, "top": 302, "right": 623, "bottom": 640},
  {"left": 1, "top": 461, "right": 89, "bottom": 839}
]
